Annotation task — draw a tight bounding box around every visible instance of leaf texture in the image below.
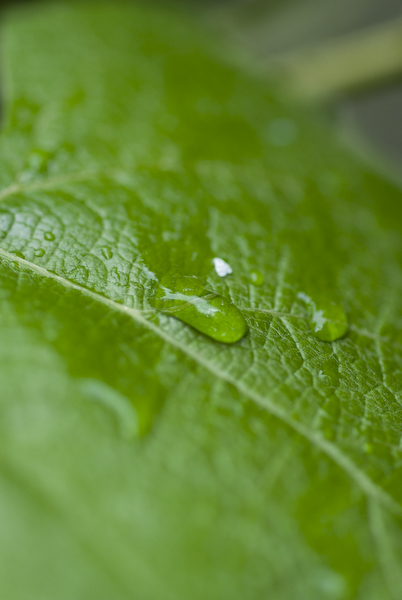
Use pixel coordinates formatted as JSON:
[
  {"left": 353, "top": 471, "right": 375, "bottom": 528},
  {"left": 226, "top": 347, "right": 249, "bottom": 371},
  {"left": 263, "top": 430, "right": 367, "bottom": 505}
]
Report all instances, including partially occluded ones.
[{"left": 0, "top": 2, "right": 402, "bottom": 599}]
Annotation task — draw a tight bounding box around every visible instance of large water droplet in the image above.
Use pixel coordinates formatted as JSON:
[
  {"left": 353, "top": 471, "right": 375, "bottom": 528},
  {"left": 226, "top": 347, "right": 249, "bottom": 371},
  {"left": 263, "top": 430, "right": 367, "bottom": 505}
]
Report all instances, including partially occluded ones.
[
  {"left": 298, "top": 292, "right": 348, "bottom": 342},
  {"left": 44, "top": 231, "right": 55, "bottom": 241},
  {"left": 154, "top": 275, "right": 248, "bottom": 344},
  {"left": 248, "top": 269, "right": 264, "bottom": 286}
]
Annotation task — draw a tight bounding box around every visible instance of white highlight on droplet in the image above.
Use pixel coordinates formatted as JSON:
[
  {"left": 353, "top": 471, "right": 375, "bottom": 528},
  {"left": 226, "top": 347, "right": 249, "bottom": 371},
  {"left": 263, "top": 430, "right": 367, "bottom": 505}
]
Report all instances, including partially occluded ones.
[{"left": 213, "top": 257, "right": 232, "bottom": 277}]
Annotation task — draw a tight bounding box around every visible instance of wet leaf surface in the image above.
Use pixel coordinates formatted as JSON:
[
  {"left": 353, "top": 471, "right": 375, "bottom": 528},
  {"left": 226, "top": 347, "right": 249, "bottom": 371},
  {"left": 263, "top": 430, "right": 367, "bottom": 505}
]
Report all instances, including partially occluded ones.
[{"left": 1, "top": 2, "right": 402, "bottom": 598}]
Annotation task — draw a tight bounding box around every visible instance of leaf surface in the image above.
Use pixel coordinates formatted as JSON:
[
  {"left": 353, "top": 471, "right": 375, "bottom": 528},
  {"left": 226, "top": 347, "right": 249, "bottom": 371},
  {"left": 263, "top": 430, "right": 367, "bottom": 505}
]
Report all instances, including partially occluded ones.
[{"left": 1, "top": 3, "right": 402, "bottom": 599}]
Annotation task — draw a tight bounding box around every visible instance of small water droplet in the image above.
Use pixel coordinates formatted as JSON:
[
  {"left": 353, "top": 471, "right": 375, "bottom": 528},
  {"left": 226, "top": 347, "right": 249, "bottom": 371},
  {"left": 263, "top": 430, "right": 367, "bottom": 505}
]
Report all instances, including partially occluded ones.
[
  {"left": 12, "top": 251, "right": 25, "bottom": 259},
  {"left": 35, "top": 248, "right": 45, "bottom": 258},
  {"left": 44, "top": 231, "right": 55, "bottom": 241},
  {"left": 298, "top": 292, "right": 348, "bottom": 342},
  {"left": 100, "top": 246, "right": 113, "bottom": 260},
  {"left": 248, "top": 269, "right": 264, "bottom": 286},
  {"left": 268, "top": 118, "right": 298, "bottom": 147},
  {"left": 213, "top": 257, "right": 232, "bottom": 277},
  {"left": 154, "top": 275, "right": 248, "bottom": 344},
  {"left": 0, "top": 231, "right": 7, "bottom": 240}
]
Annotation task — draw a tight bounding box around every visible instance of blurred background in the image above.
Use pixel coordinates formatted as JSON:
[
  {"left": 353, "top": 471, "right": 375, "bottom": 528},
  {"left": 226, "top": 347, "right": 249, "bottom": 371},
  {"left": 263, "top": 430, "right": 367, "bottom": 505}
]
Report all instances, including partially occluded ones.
[
  {"left": 197, "top": 0, "right": 402, "bottom": 170},
  {"left": 1, "top": 0, "right": 401, "bottom": 168}
]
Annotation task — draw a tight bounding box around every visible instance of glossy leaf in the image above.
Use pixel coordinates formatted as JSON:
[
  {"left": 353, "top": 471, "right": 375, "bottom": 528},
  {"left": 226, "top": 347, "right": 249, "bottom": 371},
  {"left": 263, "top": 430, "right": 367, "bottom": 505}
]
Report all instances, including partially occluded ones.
[{"left": 0, "top": 3, "right": 402, "bottom": 599}]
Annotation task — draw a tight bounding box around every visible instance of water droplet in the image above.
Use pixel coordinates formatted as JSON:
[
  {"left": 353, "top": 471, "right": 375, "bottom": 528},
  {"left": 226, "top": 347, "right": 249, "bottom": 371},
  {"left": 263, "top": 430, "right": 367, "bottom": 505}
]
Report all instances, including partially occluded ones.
[
  {"left": 35, "top": 248, "right": 45, "bottom": 258},
  {"left": 298, "top": 292, "right": 348, "bottom": 342},
  {"left": 268, "top": 118, "right": 298, "bottom": 147},
  {"left": 44, "top": 231, "right": 55, "bottom": 241},
  {"left": 12, "top": 251, "right": 25, "bottom": 259},
  {"left": 248, "top": 269, "right": 264, "bottom": 286},
  {"left": 312, "top": 304, "right": 348, "bottom": 342},
  {"left": 213, "top": 257, "right": 232, "bottom": 277},
  {"left": 0, "top": 231, "right": 7, "bottom": 240},
  {"left": 154, "top": 275, "right": 248, "bottom": 344},
  {"left": 100, "top": 246, "right": 113, "bottom": 260}
]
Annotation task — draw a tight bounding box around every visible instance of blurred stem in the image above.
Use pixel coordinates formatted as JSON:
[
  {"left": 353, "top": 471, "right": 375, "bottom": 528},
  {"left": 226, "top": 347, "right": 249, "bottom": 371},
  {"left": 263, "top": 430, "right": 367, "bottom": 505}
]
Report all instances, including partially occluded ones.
[{"left": 275, "top": 17, "right": 402, "bottom": 101}]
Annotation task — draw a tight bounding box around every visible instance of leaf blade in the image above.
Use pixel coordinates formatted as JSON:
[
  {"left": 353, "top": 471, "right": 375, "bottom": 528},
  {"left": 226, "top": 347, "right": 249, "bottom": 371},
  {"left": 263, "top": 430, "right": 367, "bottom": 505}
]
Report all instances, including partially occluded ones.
[{"left": 1, "top": 2, "right": 402, "bottom": 599}]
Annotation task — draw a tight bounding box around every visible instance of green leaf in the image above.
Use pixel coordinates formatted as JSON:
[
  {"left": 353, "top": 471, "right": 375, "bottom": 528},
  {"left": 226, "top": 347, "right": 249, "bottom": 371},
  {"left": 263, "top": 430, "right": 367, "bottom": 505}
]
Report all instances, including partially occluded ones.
[{"left": 1, "top": 2, "right": 402, "bottom": 599}]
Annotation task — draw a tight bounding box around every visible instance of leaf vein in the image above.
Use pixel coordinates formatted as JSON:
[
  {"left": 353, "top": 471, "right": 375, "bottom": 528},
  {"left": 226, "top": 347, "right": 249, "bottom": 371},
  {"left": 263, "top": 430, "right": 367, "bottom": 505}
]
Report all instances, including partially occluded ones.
[{"left": 1, "top": 247, "right": 401, "bottom": 518}]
